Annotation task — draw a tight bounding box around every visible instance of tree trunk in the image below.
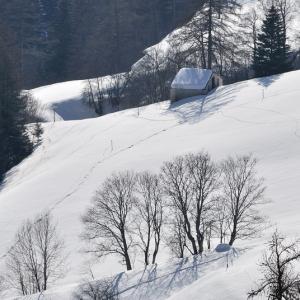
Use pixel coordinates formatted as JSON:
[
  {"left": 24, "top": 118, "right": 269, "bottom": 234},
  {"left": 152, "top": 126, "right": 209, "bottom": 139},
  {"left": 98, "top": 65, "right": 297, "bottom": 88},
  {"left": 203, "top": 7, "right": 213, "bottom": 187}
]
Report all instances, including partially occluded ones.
[
  {"left": 144, "top": 223, "right": 151, "bottom": 265},
  {"left": 152, "top": 230, "right": 161, "bottom": 264},
  {"left": 229, "top": 222, "right": 237, "bottom": 246},
  {"left": 184, "top": 213, "right": 198, "bottom": 255},
  {"left": 121, "top": 228, "right": 132, "bottom": 270},
  {"left": 207, "top": 0, "right": 213, "bottom": 69}
]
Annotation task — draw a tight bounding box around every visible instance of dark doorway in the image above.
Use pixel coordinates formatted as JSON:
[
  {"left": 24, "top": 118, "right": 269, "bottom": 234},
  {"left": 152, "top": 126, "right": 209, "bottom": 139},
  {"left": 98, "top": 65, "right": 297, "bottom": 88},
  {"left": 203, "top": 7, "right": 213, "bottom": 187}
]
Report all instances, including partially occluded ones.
[{"left": 212, "top": 77, "right": 216, "bottom": 89}]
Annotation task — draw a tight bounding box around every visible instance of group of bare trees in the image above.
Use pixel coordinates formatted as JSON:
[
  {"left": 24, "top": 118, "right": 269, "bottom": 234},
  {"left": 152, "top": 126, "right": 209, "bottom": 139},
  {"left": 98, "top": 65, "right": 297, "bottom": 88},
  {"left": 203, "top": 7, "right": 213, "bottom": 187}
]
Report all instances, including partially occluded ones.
[
  {"left": 82, "top": 171, "right": 164, "bottom": 271},
  {"left": 5, "top": 213, "right": 65, "bottom": 296},
  {"left": 83, "top": 74, "right": 129, "bottom": 116},
  {"left": 83, "top": 48, "right": 176, "bottom": 117},
  {"left": 162, "top": 152, "right": 266, "bottom": 257},
  {"left": 82, "top": 152, "right": 267, "bottom": 270},
  {"left": 127, "top": 47, "right": 175, "bottom": 106}
]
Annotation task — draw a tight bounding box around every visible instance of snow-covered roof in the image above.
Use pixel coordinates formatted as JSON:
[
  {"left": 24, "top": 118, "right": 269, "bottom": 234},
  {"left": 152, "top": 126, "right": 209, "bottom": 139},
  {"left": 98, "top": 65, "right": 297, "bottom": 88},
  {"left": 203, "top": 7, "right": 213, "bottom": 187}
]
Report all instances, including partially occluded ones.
[{"left": 171, "top": 68, "right": 213, "bottom": 90}]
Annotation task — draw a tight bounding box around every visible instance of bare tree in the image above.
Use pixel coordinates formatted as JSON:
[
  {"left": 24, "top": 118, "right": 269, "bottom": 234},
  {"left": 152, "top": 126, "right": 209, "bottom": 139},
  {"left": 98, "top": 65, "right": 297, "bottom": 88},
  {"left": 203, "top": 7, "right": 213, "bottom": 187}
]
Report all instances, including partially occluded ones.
[
  {"left": 6, "top": 213, "right": 65, "bottom": 295},
  {"left": 82, "top": 171, "right": 136, "bottom": 271},
  {"left": 34, "top": 213, "right": 65, "bottom": 290},
  {"left": 83, "top": 78, "right": 104, "bottom": 115},
  {"left": 107, "top": 73, "right": 129, "bottom": 111},
  {"left": 135, "top": 171, "right": 164, "bottom": 265},
  {"left": 221, "top": 154, "right": 266, "bottom": 246},
  {"left": 186, "top": 152, "right": 219, "bottom": 253},
  {"left": 166, "top": 212, "right": 187, "bottom": 258},
  {"left": 173, "top": 0, "right": 241, "bottom": 73},
  {"left": 128, "top": 46, "right": 174, "bottom": 106},
  {"left": 213, "top": 196, "right": 230, "bottom": 244},
  {"left": 248, "top": 231, "right": 300, "bottom": 299},
  {"left": 161, "top": 155, "right": 198, "bottom": 255},
  {"left": 242, "top": 8, "right": 259, "bottom": 55},
  {"left": 161, "top": 152, "right": 219, "bottom": 255}
]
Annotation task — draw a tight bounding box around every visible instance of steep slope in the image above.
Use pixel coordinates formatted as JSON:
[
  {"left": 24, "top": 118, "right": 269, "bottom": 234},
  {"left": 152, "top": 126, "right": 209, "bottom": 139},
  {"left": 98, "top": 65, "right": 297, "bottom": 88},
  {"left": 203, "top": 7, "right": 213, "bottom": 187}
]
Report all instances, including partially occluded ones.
[{"left": 1, "top": 70, "right": 300, "bottom": 299}]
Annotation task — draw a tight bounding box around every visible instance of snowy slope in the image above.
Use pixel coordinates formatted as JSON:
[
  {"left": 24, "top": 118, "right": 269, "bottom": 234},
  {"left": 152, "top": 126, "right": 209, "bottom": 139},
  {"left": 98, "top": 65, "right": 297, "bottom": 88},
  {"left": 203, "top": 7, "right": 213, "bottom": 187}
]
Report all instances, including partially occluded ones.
[
  {"left": 30, "top": 79, "right": 97, "bottom": 121},
  {"left": 30, "top": 73, "right": 127, "bottom": 121},
  {"left": 10, "top": 249, "right": 238, "bottom": 300},
  {"left": 1, "top": 70, "right": 300, "bottom": 299}
]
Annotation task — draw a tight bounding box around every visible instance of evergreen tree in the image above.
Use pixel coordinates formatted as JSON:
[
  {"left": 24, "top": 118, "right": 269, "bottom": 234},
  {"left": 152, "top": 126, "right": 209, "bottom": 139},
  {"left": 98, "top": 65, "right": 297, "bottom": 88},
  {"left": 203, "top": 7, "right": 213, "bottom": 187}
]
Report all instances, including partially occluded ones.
[
  {"left": 46, "top": 0, "right": 72, "bottom": 82},
  {"left": 253, "top": 5, "right": 291, "bottom": 77},
  {"left": 0, "top": 34, "right": 33, "bottom": 183}
]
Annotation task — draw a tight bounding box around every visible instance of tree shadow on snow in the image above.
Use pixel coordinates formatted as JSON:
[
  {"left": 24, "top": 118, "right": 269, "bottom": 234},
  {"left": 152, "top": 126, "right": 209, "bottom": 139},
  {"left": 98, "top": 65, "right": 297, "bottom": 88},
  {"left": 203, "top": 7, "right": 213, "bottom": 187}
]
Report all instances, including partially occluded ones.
[
  {"left": 118, "top": 255, "right": 216, "bottom": 300},
  {"left": 52, "top": 98, "right": 98, "bottom": 121},
  {"left": 255, "top": 73, "right": 281, "bottom": 88},
  {"left": 165, "top": 82, "right": 248, "bottom": 125}
]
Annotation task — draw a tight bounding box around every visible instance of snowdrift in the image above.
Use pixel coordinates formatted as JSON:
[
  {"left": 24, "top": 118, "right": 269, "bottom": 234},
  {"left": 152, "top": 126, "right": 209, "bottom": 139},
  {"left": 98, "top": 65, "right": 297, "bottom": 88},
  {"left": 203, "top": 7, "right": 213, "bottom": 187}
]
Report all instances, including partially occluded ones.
[{"left": 1, "top": 70, "right": 300, "bottom": 299}]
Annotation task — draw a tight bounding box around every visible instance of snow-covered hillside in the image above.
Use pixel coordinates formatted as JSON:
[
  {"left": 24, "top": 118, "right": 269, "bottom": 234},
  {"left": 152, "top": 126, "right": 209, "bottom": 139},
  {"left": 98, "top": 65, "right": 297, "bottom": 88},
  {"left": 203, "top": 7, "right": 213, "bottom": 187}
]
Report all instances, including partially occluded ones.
[
  {"left": 30, "top": 73, "right": 128, "bottom": 122},
  {"left": 30, "top": 79, "right": 97, "bottom": 121},
  {"left": 1, "top": 70, "right": 300, "bottom": 299}
]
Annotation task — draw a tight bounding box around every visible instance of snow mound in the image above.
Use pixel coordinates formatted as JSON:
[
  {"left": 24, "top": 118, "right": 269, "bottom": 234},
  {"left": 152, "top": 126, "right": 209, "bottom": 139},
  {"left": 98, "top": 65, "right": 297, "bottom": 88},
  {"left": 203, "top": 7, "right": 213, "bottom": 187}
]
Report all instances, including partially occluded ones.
[{"left": 215, "top": 244, "right": 232, "bottom": 253}]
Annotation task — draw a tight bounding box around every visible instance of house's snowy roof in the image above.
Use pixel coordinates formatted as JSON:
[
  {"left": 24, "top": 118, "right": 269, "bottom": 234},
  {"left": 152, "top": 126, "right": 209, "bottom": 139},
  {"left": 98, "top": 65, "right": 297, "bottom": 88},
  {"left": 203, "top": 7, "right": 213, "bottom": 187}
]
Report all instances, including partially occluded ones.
[{"left": 171, "top": 68, "right": 213, "bottom": 90}]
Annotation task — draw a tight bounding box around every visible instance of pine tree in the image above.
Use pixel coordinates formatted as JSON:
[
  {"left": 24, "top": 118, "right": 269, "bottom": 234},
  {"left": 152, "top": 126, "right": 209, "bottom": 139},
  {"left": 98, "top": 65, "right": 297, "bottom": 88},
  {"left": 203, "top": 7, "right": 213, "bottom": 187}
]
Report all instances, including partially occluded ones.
[
  {"left": 253, "top": 5, "right": 291, "bottom": 77},
  {"left": 33, "top": 122, "right": 43, "bottom": 146},
  {"left": 46, "top": 0, "right": 72, "bottom": 82},
  {"left": 0, "top": 34, "right": 33, "bottom": 183}
]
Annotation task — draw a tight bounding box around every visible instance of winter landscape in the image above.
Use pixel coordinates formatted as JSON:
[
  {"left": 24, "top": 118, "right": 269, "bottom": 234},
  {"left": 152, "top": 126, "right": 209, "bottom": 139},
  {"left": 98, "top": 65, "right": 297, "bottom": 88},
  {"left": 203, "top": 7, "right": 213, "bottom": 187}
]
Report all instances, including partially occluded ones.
[{"left": 0, "top": 0, "right": 300, "bottom": 299}]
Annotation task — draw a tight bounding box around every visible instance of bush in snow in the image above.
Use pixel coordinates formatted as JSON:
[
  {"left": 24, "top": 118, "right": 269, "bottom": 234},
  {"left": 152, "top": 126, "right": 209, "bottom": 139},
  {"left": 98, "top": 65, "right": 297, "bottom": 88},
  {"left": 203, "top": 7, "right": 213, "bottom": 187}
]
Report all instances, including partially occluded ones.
[{"left": 73, "top": 270, "right": 118, "bottom": 300}]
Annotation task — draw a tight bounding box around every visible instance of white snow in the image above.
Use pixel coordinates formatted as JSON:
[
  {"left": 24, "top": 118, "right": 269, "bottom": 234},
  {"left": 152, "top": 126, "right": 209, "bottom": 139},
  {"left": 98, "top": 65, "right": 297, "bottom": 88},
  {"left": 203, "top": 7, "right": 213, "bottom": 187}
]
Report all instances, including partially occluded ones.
[
  {"left": 30, "top": 79, "right": 97, "bottom": 122},
  {"left": 1, "top": 70, "right": 300, "bottom": 299},
  {"left": 30, "top": 74, "right": 128, "bottom": 121},
  {"left": 171, "top": 68, "right": 213, "bottom": 90},
  {"left": 9, "top": 249, "right": 237, "bottom": 300}
]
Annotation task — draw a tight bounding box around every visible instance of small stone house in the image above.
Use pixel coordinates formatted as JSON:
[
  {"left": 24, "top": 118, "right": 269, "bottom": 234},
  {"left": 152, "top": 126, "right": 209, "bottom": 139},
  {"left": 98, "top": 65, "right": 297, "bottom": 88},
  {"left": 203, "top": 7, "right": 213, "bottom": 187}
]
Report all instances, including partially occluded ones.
[{"left": 170, "top": 68, "right": 222, "bottom": 101}]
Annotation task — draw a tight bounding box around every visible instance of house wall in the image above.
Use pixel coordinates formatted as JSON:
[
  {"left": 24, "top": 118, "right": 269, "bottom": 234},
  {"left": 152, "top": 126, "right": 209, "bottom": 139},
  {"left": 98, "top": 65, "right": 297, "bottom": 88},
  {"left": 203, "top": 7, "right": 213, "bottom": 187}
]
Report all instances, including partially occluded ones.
[
  {"left": 170, "top": 73, "right": 223, "bottom": 101},
  {"left": 170, "top": 76, "right": 213, "bottom": 101},
  {"left": 170, "top": 87, "right": 207, "bottom": 101},
  {"left": 213, "top": 75, "right": 223, "bottom": 88}
]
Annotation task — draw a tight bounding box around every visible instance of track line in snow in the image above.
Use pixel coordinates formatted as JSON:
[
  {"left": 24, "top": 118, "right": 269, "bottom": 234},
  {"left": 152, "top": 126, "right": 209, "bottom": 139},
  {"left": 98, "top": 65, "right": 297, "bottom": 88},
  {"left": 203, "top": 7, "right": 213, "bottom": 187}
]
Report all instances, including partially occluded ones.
[
  {"left": 227, "top": 104, "right": 300, "bottom": 141},
  {"left": 48, "top": 121, "right": 182, "bottom": 213}
]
